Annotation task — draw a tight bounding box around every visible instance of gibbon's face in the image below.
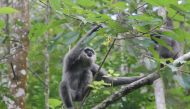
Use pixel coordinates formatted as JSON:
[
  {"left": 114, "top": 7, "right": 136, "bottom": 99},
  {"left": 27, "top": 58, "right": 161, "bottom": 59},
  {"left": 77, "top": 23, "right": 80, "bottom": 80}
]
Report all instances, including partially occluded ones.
[
  {"left": 84, "top": 47, "right": 95, "bottom": 57},
  {"left": 79, "top": 47, "right": 96, "bottom": 65}
]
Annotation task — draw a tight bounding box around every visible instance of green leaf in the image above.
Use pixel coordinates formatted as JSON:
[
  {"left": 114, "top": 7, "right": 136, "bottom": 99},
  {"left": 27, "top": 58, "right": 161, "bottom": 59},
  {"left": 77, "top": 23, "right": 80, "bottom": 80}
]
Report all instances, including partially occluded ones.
[
  {"left": 111, "top": 2, "right": 127, "bottom": 11},
  {"left": 103, "top": 90, "right": 111, "bottom": 95},
  {"left": 151, "top": 36, "right": 172, "bottom": 51},
  {"left": 135, "top": 25, "right": 150, "bottom": 33},
  {"left": 0, "top": 7, "right": 18, "bottom": 14},
  {"left": 144, "top": 0, "right": 161, "bottom": 6},
  {"left": 170, "top": 4, "right": 188, "bottom": 15},
  {"left": 63, "top": 0, "right": 74, "bottom": 6},
  {"left": 49, "top": 0, "right": 61, "bottom": 11},
  {"left": 170, "top": 3, "right": 190, "bottom": 14},
  {"left": 128, "top": 15, "right": 162, "bottom": 32},
  {"left": 148, "top": 45, "right": 159, "bottom": 60},
  {"left": 107, "top": 21, "right": 128, "bottom": 33},
  {"left": 162, "top": 29, "right": 190, "bottom": 42},
  {"left": 0, "top": 20, "right": 5, "bottom": 30},
  {"left": 129, "top": 14, "right": 156, "bottom": 22},
  {"left": 87, "top": 13, "right": 111, "bottom": 23},
  {"left": 77, "top": 0, "right": 97, "bottom": 8},
  {"left": 145, "top": 0, "right": 177, "bottom": 6},
  {"left": 49, "top": 98, "right": 62, "bottom": 109}
]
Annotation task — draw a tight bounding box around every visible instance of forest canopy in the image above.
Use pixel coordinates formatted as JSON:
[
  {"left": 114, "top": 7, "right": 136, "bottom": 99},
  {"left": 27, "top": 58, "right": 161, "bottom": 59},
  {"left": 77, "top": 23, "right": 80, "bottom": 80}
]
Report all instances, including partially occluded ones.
[{"left": 0, "top": 0, "right": 190, "bottom": 109}]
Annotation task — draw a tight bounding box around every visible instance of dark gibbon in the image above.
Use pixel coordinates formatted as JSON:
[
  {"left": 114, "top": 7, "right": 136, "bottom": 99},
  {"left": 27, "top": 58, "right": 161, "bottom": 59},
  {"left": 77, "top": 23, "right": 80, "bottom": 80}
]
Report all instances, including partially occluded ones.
[{"left": 151, "top": 32, "right": 181, "bottom": 62}]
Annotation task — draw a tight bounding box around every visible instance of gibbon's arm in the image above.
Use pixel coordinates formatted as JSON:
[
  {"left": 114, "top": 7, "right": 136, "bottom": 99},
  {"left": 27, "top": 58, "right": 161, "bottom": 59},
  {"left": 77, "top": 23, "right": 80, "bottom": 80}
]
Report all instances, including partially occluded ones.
[
  {"left": 91, "top": 64, "right": 143, "bottom": 86},
  {"left": 65, "top": 25, "right": 102, "bottom": 63}
]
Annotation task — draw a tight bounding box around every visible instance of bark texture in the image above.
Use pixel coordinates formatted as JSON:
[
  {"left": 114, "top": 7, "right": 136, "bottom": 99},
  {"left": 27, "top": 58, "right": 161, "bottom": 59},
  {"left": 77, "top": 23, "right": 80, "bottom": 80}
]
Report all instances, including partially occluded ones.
[{"left": 8, "top": 0, "right": 29, "bottom": 109}]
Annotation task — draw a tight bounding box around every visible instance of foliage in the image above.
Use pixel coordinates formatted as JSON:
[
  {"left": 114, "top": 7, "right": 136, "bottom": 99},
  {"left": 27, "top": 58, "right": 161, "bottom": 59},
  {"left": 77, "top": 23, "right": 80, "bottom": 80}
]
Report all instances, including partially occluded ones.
[
  {"left": 0, "top": 0, "right": 190, "bottom": 109},
  {"left": 0, "top": 7, "right": 18, "bottom": 14}
]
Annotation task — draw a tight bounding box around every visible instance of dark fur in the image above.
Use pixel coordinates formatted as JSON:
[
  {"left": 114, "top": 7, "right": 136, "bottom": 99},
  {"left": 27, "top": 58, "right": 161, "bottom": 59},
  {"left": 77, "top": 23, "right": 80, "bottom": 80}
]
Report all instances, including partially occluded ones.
[{"left": 151, "top": 33, "right": 181, "bottom": 60}]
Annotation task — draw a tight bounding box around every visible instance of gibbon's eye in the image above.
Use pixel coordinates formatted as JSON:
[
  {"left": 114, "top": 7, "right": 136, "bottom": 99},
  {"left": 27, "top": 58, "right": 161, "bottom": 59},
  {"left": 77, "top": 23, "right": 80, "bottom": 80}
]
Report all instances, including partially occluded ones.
[{"left": 84, "top": 48, "right": 94, "bottom": 57}]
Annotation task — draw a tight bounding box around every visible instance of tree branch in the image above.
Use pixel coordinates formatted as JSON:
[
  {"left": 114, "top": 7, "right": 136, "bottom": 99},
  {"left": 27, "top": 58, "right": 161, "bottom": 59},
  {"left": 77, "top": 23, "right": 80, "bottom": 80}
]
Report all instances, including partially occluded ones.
[
  {"left": 92, "top": 72, "right": 160, "bottom": 109},
  {"left": 173, "top": 52, "right": 190, "bottom": 67},
  {"left": 92, "top": 51, "right": 190, "bottom": 109}
]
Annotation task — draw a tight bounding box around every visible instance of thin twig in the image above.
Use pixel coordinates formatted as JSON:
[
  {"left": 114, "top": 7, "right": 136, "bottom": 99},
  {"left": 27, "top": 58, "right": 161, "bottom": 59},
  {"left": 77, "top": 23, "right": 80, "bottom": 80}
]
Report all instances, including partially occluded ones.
[
  {"left": 114, "top": 34, "right": 143, "bottom": 40},
  {"left": 178, "top": 69, "right": 190, "bottom": 74},
  {"left": 96, "top": 39, "right": 116, "bottom": 76},
  {"left": 62, "top": 13, "right": 94, "bottom": 25},
  {"left": 132, "top": 3, "right": 148, "bottom": 13},
  {"left": 80, "top": 38, "right": 116, "bottom": 108},
  {"left": 10, "top": 62, "right": 18, "bottom": 82},
  {"left": 28, "top": 68, "right": 48, "bottom": 87},
  {"left": 39, "top": 0, "right": 48, "bottom": 6}
]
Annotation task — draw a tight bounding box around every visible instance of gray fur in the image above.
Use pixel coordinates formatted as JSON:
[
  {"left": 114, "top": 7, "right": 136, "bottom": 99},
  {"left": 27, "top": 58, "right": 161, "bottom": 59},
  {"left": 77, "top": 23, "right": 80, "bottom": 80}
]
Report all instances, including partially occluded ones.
[{"left": 60, "top": 41, "right": 143, "bottom": 109}]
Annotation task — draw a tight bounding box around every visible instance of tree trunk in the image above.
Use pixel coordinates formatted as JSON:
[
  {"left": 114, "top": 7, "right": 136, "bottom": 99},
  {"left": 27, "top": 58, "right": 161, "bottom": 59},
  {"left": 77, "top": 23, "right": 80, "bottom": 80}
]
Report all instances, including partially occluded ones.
[
  {"left": 44, "top": 0, "right": 50, "bottom": 109},
  {"left": 153, "top": 78, "right": 166, "bottom": 109},
  {"left": 8, "top": 0, "right": 29, "bottom": 109},
  {"left": 153, "top": 7, "right": 167, "bottom": 109}
]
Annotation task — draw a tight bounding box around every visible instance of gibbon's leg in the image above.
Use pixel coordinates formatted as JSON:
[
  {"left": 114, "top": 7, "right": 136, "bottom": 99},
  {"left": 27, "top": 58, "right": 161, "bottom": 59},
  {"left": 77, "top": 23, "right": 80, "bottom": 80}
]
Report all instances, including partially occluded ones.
[{"left": 59, "top": 81, "right": 74, "bottom": 109}]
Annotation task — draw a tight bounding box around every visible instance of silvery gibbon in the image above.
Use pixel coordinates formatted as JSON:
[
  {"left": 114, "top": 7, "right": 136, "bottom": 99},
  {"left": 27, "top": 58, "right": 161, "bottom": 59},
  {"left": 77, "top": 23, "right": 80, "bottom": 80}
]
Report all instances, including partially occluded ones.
[{"left": 59, "top": 26, "right": 143, "bottom": 109}]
